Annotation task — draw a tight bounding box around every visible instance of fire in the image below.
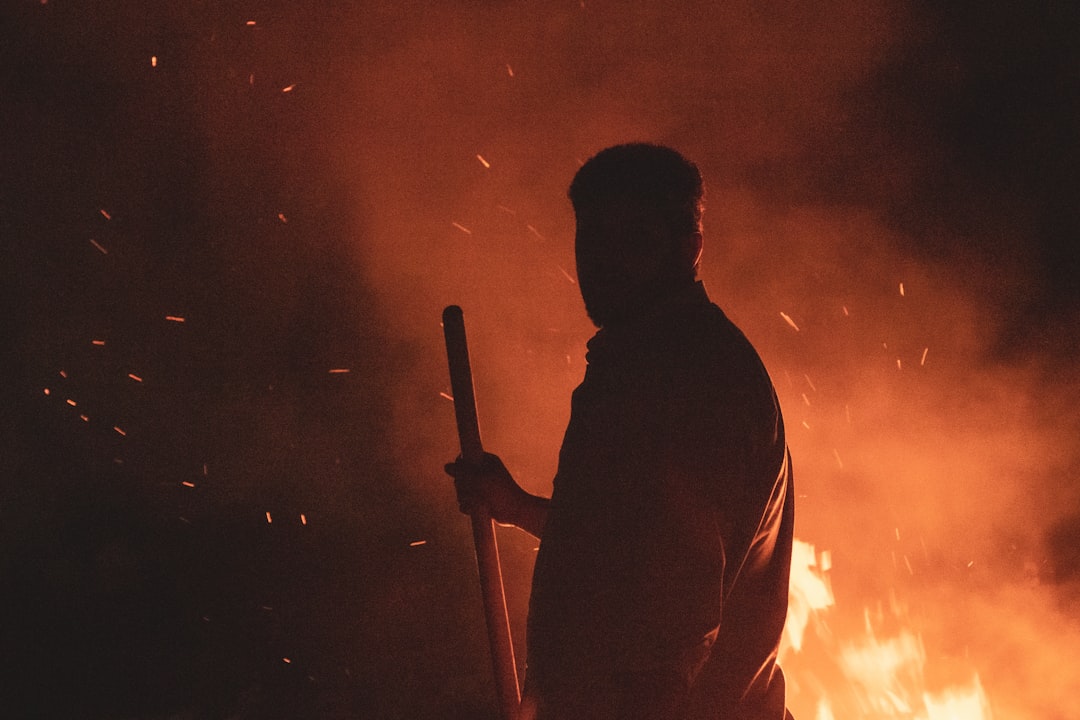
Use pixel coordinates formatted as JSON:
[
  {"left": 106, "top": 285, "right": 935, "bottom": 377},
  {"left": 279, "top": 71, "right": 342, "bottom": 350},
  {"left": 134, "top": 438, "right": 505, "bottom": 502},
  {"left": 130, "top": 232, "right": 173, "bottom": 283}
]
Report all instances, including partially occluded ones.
[{"left": 783, "top": 539, "right": 992, "bottom": 719}]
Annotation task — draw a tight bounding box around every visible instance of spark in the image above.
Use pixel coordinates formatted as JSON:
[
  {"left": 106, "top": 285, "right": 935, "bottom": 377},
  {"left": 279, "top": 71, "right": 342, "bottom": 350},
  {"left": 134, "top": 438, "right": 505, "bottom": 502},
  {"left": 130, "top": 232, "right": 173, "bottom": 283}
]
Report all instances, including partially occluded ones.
[
  {"left": 203, "top": 463, "right": 208, "bottom": 476},
  {"left": 832, "top": 449, "right": 843, "bottom": 469},
  {"left": 896, "top": 358, "right": 902, "bottom": 370},
  {"left": 476, "top": 154, "right": 491, "bottom": 168},
  {"left": 506, "top": 63, "right": 514, "bottom": 77},
  {"left": 328, "top": 368, "right": 350, "bottom": 374},
  {"left": 496, "top": 204, "right": 516, "bottom": 215},
  {"left": 920, "top": 347, "right": 929, "bottom": 366},
  {"left": 282, "top": 83, "right": 296, "bottom": 93},
  {"left": 43, "top": 388, "right": 50, "bottom": 396},
  {"left": 903, "top": 555, "right": 914, "bottom": 575},
  {"left": 899, "top": 282, "right": 905, "bottom": 297},
  {"left": 801, "top": 421, "right": 811, "bottom": 430},
  {"left": 165, "top": 315, "right": 186, "bottom": 323},
  {"left": 842, "top": 305, "right": 849, "bottom": 316},
  {"left": 300, "top": 514, "right": 307, "bottom": 525},
  {"left": 527, "top": 224, "right": 545, "bottom": 240},
  {"left": 557, "top": 265, "right": 577, "bottom": 284},
  {"left": 79, "top": 414, "right": 89, "bottom": 422},
  {"left": 151, "top": 55, "right": 158, "bottom": 67},
  {"left": 439, "top": 391, "right": 454, "bottom": 401},
  {"left": 779, "top": 312, "right": 800, "bottom": 332},
  {"left": 282, "top": 658, "right": 291, "bottom": 664},
  {"left": 99, "top": 209, "right": 112, "bottom": 220},
  {"left": 801, "top": 393, "right": 811, "bottom": 406},
  {"left": 66, "top": 399, "right": 77, "bottom": 407},
  {"left": 113, "top": 426, "right": 126, "bottom": 436},
  {"left": 249, "top": 73, "right": 254, "bottom": 86},
  {"left": 266, "top": 512, "right": 273, "bottom": 523},
  {"left": 277, "top": 212, "right": 288, "bottom": 223},
  {"left": 409, "top": 540, "right": 428, "bottom": 547},
  {"left": 245, "top": 20, "right": 256, "bottom": 25},
  {"left": 92, "top": 339, "right": 105, "bottom": 346},
  {"left": 128, "top": 373, "right": 143, "bottom": 382},
  {"left": 182, "top": 481, "right": 195, "bottom": 488},
  {"left": 59, "top": 370, "right": 67, "bottom": 378},
  {"left": 90, "top": 239, "right": 108, "bottom": 254},
  {"left": 804, "top": 374, "right": 817, "bottom": 392},
  {"left": 451, "top": 221, "right": 472, "bottom": 235}
]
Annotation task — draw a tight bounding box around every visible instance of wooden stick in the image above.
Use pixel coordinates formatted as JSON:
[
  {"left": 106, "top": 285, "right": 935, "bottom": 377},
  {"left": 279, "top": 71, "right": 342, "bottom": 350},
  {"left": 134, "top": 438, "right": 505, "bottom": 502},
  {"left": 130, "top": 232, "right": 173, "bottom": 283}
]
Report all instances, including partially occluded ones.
[{"left": 443, "top": 305, "right": 521, "bottom": 720}]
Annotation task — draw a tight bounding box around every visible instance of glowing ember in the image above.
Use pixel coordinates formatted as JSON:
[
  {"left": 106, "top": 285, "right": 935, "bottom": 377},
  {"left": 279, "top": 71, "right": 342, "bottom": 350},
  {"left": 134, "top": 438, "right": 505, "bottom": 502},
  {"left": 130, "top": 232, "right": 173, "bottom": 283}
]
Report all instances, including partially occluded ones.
[
  {"left": 182, "top": 481, "right": 195, "bottom": 488},
  {"left": 265, "top": 511, "right": 273, "bottom": 524},
  {"left": 128, "top": 373, "right": 143, "bottom": 382},
  {"left": 780, "top": 311, "right": 801, "bottom": 331},
  {"left": 150, "top": 55, "right": 157, "bottom": 67},
  {"left": 409, "top": 540, "right": 427, "bottom": 547},
  {"left": 439, "top": 391, "right": 454, "bottom": 401},
  {"left": 164, "top": 315, "right": 186, "bottom": 323},
  {"left": 91, "top": 339, "right": 105, "bottom": 346},
  {"left": 282, "top": 83, "right": 296, "bottom": 93},
  {"left": 99, "top": 209, "right": 111, "bottom": 220},
  {"left": 300, "top": 514, "right": 307, "bottom": 525},
  {"left": 90, "top": 239, "right": 108, "bottom": 254},
  {"left": 328, "top": 368, "right": 350, "bottom": 374},
  {"left": 113, "top": 426, "right": 126, "bottom": 436},
  {"left": 476, "top": 154, "right": 491, "bottom": 168},
  {"left": 451, "top": 221, "right": 472, "bottom": 235}
]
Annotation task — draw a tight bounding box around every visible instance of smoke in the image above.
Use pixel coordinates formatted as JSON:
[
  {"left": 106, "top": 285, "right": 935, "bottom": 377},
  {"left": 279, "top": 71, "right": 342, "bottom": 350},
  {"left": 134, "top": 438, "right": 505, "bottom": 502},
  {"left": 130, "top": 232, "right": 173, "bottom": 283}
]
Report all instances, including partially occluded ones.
[{"left": 316, "top": 0, "right": 1080, "bottom": 713}]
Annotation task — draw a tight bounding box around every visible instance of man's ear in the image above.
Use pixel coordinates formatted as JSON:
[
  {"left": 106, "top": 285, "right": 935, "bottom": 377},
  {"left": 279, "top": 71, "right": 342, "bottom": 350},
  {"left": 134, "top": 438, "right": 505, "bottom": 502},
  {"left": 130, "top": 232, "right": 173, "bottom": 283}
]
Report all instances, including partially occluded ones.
[{"left": 683, "top": 231, "right": 703, "bottom": 271}]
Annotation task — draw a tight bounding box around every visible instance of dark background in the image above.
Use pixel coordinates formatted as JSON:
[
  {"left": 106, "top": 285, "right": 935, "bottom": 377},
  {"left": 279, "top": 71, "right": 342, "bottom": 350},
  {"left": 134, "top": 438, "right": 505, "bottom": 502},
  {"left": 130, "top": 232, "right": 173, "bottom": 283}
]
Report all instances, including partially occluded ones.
[{"left": 2, "top": 0, "right": 1078, "bottom": 717}]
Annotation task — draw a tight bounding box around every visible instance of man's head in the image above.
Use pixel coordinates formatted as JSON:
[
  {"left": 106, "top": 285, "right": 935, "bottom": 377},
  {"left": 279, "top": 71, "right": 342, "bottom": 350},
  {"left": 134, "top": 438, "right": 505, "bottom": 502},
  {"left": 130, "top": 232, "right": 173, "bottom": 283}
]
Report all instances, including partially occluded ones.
[{"left": 569, "top": 143, "right": 705, "bottom": 328}]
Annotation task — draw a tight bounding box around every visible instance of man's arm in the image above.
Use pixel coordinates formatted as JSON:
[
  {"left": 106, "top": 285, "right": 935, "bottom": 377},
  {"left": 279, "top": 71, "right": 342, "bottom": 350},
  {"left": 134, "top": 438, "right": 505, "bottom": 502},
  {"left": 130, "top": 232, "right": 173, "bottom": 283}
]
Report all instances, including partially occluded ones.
[{"left": 446, "top": 452, "right": 550, "bottom": 539}]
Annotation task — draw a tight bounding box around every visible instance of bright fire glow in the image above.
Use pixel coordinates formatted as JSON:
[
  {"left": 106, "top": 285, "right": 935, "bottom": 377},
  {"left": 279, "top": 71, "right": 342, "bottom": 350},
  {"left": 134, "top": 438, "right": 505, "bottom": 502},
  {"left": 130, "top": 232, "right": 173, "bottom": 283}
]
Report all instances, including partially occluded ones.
[{"left": 783, "top": 540, "right": 992, "bottom": 719}]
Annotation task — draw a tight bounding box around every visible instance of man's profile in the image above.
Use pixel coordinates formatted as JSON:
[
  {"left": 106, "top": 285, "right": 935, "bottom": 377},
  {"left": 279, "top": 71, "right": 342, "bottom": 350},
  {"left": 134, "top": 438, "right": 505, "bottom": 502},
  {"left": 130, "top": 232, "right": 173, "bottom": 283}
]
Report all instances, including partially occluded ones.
[{"left": 447, "top": 143, "right": 795, "bottom": 720}]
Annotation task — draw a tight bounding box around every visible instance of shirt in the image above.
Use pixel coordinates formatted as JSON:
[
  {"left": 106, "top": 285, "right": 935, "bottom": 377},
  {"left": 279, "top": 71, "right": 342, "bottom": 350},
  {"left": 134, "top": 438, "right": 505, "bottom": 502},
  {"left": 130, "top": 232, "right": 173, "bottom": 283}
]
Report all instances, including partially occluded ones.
[{"left": 524, "top": 281, "right": 795, "bottom": 720}]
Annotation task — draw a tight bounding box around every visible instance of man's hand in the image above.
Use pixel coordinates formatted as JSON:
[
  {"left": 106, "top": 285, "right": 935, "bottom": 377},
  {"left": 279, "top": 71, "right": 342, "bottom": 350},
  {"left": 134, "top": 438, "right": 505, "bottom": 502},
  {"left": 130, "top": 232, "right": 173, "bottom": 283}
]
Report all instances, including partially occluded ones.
[
  {"left": 444, "top": 452, "right": 525, "bottom": 522},
  {"left": 445, "top": 452, "right": 550, "bottom": 538}
]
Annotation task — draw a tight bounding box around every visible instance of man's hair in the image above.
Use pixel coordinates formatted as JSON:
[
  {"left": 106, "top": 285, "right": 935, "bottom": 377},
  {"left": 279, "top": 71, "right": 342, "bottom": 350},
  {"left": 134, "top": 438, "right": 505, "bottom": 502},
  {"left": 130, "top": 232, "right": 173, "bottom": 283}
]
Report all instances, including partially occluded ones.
[{"left": 568, "top": 143, "right": 705, "bottom": 238}]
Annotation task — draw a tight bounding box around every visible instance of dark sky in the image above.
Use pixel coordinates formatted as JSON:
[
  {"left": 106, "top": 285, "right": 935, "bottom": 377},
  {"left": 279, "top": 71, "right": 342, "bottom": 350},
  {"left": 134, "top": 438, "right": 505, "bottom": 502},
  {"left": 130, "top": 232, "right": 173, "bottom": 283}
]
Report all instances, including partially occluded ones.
[{"left": 2, "top": 1, "right": 1079, "bottom": 717}]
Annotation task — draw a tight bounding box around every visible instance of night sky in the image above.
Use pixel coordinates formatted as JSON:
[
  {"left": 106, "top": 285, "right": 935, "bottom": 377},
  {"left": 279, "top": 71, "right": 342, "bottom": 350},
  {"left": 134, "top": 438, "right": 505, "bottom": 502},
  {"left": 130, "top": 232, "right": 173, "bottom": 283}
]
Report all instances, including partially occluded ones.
[{"left": 3, "top": 1, "right": 1079, "bottom": 718}]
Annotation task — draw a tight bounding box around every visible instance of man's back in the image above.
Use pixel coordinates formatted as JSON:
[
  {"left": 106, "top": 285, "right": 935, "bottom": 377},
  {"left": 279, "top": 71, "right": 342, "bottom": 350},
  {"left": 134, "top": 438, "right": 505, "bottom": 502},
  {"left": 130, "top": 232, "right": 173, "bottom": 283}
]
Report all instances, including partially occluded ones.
[{"left": 525, "top": 282, "right": 794, "bottom": 719}]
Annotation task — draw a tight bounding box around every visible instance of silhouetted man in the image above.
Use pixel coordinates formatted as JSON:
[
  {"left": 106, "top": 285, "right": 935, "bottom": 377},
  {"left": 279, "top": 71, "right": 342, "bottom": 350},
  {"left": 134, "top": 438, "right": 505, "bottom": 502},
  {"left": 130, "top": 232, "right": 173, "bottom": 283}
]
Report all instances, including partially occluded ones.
[{"left": 448, "top": 144, "right": 795, "bottom": 720}]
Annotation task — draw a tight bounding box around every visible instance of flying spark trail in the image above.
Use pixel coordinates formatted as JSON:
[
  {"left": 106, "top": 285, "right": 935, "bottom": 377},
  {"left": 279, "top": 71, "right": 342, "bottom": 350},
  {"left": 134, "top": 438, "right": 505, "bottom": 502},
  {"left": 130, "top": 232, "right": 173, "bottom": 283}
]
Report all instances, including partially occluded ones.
[
  {"left": 128, "top": 373, "right": 142, "bottom": 382},
  {"left": 476, "top": 154, "right": 491, "bottom": 168},
  {"left": 89, "top": 239, "right": 108, "bottom": 254},
  {"left": 780, "top": 312, "right": 800, "bottom": 332},
  {"left": 99, "top": 209, "right": 111, "bottom": 220},
  {"left": 165, "top": 316, "right": 186, "bottom": 323},
  {"left": 920, "top": 348, "right": 929, "bottom": 366},
  {"left": 451, "top": 222, "right": 472, "bottom": 235},
  {"left": 282, "top": 84, "right": 296, "bottom": 93}
]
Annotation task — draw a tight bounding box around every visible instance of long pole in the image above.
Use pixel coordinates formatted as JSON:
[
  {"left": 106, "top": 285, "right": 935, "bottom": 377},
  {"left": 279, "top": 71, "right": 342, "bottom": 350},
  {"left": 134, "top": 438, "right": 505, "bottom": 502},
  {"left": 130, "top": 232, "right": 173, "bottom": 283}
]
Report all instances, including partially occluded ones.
[{"left": 442, "top": 305, "right": 521, "bottom": 720}]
